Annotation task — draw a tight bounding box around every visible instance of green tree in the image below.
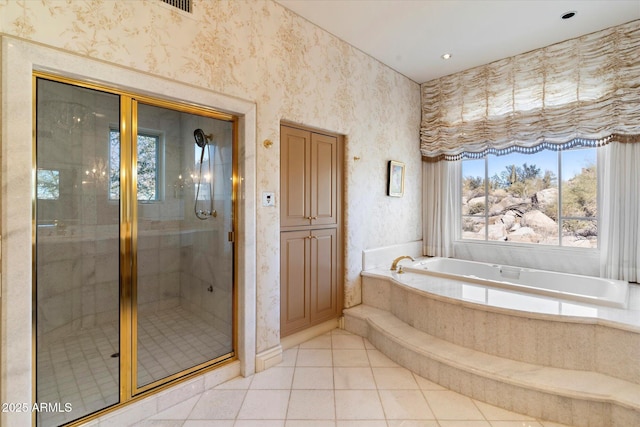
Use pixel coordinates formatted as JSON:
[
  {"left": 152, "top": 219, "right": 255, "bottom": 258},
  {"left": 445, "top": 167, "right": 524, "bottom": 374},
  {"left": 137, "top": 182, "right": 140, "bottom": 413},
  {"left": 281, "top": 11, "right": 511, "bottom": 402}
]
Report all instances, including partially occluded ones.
[
  {"left": 563, "top": 165, "right": 597, "bottom": 217},
  {"left": 497, "top": 163, "right": 542, "bottom": 189},
  {"left": 109, "top": 132, "right": 158, "bottom": 201},
  {"left": 109, "top": 131, "right": 120, "bottom": 199},
  {"left": 509, "top": 165, "right": 517, "bottom": 185},
  {"left": 519, "top": 163, "right": 541, "bottom": 182},
  {"left": 489, "top": 173, "right": 502, "bottom": 190},
  {"left": 463, "top": 175, "right": 483, "bottom": 192},
  {"left": 542, "top": 170, "right": 555, "bottom": 189},
  {"left": 137, "top": 135, "right": 158, "bottom": 201},
  {"left": 37, "top": 170, "right": 60, "bottom": 200}
]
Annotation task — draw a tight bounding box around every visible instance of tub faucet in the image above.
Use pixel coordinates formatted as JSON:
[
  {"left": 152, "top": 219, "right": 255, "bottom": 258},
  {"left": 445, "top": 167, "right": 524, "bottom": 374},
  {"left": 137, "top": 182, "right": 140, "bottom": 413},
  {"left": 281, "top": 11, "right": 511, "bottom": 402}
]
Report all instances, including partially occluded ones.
[{"left": 390, "top": 255, "right": 415, "bottom": 271}]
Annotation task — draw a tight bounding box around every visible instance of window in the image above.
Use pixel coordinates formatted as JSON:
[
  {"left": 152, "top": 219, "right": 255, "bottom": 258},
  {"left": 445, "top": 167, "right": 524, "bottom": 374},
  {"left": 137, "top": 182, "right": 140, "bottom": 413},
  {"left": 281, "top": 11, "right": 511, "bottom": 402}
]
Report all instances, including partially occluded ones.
[
  {"left": 37, "top": 169, "right": 60, "bottom": 200},
  {"left": 109, "top": 130, "right": 161, "bottom": 201},
  {"left": 461, "top": 148, "right": 597, "bottom": 248}
]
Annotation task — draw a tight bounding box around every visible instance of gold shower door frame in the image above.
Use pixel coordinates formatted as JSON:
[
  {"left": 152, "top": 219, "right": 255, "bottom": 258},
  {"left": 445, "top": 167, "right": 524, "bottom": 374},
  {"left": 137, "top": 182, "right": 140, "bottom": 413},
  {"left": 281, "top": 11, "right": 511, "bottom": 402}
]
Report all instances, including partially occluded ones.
[{"left": 33, "top": 72, "right": 238, "bottom": 424}]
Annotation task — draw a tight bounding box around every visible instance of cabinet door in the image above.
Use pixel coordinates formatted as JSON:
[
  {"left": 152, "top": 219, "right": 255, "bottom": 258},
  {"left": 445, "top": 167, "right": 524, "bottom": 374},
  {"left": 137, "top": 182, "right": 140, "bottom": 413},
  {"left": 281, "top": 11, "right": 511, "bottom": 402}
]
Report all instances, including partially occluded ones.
[
  {"left": 281, "top": 126, "right": 311, "bottom": 228},
  {"left": 311, "top": 133, "right": 338, "bottom": 226},
  {"left": 310, "top": 228, "right": 338, "bottom": 323},
  {"left": 280, "top": 230, "right": 311, "bottom": 336}
]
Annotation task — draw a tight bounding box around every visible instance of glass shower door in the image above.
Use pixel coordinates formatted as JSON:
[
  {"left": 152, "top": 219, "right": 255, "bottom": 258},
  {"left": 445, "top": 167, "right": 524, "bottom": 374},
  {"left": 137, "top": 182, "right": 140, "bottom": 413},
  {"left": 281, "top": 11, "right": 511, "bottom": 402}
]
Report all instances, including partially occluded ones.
[
  {"left": 134, "top": 102, "right": 235, "bottom": 390},
  {"left": 35, "top": 78, "right": 121, "bottom": 426},
  {"left": 36, "top": 75, "right": 237, "bottom": 425}
]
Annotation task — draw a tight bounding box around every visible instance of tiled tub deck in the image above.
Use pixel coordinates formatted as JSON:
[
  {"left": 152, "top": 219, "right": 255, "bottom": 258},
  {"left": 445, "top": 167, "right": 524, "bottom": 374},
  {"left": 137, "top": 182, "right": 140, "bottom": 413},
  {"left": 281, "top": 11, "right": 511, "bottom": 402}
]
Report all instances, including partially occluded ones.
[{"left": 344, "top": 268, "right": 640, "bottom": 427}]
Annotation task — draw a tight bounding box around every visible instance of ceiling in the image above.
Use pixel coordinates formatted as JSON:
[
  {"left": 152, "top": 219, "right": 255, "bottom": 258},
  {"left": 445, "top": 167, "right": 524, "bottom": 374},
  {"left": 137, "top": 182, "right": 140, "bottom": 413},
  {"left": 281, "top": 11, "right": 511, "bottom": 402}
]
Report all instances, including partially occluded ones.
[{"left": 275, "top": 0, "right": 640, "bottom": 84}]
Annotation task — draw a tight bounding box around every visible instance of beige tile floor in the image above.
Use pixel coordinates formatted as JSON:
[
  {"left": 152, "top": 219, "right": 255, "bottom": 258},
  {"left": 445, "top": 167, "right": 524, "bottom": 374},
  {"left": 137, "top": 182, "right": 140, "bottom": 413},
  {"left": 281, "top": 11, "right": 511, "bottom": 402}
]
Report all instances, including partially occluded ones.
[{"left": 134, "top": 329, "right": 573, "bottom": 427}]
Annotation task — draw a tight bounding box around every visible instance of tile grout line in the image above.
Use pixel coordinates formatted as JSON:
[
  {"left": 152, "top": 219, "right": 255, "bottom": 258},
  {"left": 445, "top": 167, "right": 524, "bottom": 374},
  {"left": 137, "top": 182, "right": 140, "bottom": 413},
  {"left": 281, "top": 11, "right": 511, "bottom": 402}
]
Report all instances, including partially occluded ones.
[
  {"left": 411, "top": 371, "right": 441, "bottom": 426},
  {"left": 363, "top": 334, "right": 393, "bottom": 426},
  {"left": 331, "top": 333, "right": 338, "bottom": 425},
  {"left": 284, "top": 344, "right": 300, "bottom": 424}
]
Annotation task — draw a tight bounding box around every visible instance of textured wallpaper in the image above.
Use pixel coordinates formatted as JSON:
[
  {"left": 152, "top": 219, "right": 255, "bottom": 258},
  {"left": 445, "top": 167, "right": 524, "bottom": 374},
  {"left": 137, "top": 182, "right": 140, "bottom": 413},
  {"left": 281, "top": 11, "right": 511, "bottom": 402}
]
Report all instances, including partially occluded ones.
[{"left": 0, "top": 0, "right": 422, "bottom": 353}]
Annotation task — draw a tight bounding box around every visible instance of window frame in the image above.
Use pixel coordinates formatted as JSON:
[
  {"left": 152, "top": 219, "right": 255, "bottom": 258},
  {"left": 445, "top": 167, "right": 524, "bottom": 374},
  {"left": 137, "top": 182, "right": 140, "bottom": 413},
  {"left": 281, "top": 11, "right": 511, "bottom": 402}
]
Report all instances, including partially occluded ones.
[{"left": 460, "top": 148, "right": 599, "bottom": 249}]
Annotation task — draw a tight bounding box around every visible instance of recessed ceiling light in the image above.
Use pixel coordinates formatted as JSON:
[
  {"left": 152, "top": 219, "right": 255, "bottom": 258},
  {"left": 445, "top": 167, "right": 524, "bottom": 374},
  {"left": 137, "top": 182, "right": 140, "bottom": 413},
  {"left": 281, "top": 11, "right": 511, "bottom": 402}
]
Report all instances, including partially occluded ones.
[
  {"left": 561, "top": 11, "right": 577, "bottom": 20},
  {"left": 441, "top": 53, "right": 452, "bottom": 60}
]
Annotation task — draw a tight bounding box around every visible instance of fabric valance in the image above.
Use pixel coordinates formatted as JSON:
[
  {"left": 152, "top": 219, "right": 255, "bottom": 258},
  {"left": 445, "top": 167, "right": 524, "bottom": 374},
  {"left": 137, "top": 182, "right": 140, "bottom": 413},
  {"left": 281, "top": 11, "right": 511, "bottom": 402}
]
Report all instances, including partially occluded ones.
[{"left": 420, "top": 20, "right": 640, "bottom": 160}]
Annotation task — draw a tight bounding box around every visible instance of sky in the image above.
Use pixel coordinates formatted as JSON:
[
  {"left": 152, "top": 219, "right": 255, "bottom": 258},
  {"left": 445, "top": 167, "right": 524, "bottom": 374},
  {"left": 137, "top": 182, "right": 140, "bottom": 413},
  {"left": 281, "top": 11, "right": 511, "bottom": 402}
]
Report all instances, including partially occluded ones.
[{"left": 462, "top": 147, "right": 596, "bottom": 182}]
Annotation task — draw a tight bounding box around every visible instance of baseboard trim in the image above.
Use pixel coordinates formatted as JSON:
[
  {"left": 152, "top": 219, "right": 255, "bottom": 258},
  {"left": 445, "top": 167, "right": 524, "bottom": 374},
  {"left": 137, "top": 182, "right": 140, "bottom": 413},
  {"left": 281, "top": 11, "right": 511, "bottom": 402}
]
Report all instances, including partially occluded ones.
[
  {"left": 280, "top": 318, "right": 340, "bottom": 350},
  {"left": 255, "top": 345, "right": 283, "bottom": 372}
]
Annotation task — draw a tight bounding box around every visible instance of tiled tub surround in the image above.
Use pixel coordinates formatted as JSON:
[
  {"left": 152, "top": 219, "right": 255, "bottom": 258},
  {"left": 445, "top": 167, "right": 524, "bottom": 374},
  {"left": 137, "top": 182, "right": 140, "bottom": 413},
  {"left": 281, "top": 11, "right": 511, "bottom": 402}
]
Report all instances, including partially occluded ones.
[{"left": 343, "top": 266, "right": 640, "bottom": 427}]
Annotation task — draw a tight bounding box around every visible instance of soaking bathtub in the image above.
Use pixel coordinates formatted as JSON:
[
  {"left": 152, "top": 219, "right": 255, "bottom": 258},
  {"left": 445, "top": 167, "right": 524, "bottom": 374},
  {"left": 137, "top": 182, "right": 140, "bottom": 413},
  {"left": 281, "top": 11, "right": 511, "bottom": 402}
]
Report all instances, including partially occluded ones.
[{"left": 403, "top": 257, "right": 629, "bottom": 309}]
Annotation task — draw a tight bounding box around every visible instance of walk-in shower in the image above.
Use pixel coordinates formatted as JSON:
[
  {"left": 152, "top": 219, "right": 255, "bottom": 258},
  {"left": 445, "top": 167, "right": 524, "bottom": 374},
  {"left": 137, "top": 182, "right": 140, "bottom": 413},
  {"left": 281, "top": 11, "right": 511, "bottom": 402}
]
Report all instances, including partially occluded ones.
[{"left": 34, "top": 74, "right": 237, "bottom": 426}]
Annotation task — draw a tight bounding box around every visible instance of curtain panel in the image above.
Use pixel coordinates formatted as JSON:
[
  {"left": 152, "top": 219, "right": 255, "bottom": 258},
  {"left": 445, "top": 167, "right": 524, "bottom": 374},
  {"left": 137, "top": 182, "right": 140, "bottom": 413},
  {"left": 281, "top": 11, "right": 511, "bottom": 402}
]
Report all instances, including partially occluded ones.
[
  {"left": 599, "top": 142, "right": 640, "bottom": 282},
  {"left": 422, "top": 160, "right": 460, "bottom": 257},
  {"left": 420, "top": 20, "right": 640, "bottom": 160}
]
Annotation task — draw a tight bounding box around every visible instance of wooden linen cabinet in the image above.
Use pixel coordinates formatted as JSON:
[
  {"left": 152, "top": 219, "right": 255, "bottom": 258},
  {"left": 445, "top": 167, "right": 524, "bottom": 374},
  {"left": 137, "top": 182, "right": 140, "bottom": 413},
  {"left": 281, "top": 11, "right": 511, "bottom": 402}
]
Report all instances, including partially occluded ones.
[{"left": 280, "top": 124, "right": 343, "bottom": 337}]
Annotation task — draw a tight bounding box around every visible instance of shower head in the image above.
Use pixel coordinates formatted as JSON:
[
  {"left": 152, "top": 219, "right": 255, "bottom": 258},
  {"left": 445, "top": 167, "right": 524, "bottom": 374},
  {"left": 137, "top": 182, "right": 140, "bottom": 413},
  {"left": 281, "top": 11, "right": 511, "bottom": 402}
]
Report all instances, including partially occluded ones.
[{"left": 194, "top": 128, "right": 211, "bottom": 148}]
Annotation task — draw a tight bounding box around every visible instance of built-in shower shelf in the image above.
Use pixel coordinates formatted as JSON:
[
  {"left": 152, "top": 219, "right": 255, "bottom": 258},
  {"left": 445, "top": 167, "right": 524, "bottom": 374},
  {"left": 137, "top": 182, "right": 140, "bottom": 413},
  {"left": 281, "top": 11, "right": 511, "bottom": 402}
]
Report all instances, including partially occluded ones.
[{"left": 344, "top": 277, "right": 640, "bottom": 427}]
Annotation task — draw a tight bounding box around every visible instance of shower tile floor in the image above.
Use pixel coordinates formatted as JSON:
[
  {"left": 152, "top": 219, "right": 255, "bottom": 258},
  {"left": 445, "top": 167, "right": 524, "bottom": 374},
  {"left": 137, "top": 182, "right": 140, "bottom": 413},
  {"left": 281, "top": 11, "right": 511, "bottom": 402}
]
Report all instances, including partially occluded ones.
[
  {"left": 126, "top": 329, "right": 573, "bottom": 427},
  {"left": 37, "top": 306, "right": 232, "bottom": 427}
]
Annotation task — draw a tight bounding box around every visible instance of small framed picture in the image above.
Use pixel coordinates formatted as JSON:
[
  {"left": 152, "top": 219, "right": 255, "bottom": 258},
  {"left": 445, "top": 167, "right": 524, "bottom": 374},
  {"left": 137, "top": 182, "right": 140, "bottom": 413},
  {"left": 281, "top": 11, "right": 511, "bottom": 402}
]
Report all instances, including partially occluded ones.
[{"left": 387, "top": 160, "right": 405, "bottom": 197}]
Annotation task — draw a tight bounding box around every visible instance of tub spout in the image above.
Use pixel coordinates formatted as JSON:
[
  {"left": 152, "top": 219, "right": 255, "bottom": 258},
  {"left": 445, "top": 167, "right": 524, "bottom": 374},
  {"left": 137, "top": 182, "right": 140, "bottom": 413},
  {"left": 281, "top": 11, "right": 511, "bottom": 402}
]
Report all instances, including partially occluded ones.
[{"left": 391, "top": 255, "right": 415, "bottom": 271}]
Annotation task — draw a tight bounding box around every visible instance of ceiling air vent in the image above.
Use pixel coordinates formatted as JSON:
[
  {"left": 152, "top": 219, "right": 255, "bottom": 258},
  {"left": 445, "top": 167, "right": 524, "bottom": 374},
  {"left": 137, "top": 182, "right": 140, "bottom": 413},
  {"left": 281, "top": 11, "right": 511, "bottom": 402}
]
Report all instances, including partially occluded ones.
[{"left": 161, "top": 0, "right": 191, "bottom": 13}]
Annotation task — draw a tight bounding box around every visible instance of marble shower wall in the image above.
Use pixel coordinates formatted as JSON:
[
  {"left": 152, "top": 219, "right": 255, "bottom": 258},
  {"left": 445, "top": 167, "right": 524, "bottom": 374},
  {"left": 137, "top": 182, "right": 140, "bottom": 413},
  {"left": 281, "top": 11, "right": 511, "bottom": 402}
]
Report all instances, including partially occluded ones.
[
  {"left": 178, "top": 117, "right": 235, "bottom": 337},
  {"left": 0, "top": 0, "right": 422, "bottom": 353},
  {"left": 34, "top": 84, "right": 236, "bottom": 340},
  {"left": 35, "top": 80, "right": 122, "bottom": 339}
]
